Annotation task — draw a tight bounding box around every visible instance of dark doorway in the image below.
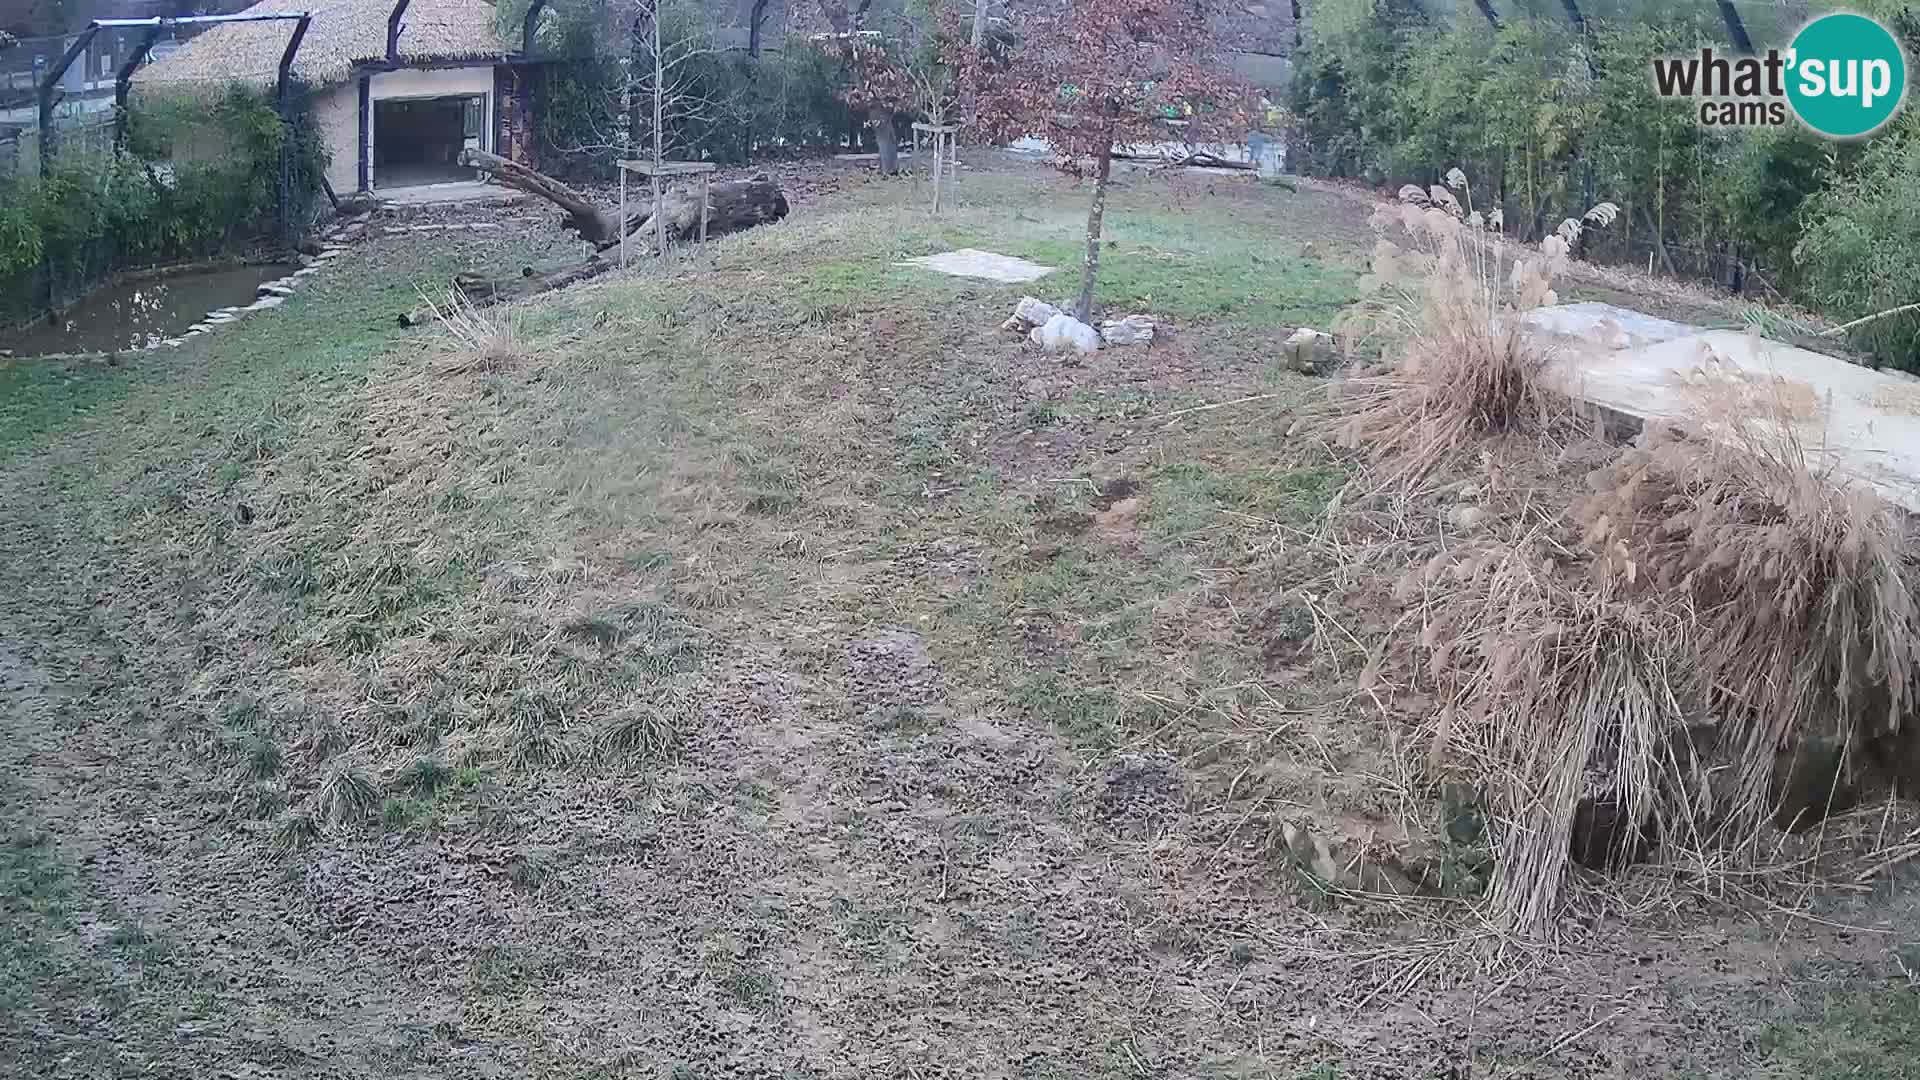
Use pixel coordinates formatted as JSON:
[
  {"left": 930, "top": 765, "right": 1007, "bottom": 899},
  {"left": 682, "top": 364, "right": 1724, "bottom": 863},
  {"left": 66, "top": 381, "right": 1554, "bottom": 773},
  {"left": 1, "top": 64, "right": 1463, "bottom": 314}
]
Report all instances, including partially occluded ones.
[{"left": 373, "top": 95, "right": 482, "bottom": 188}]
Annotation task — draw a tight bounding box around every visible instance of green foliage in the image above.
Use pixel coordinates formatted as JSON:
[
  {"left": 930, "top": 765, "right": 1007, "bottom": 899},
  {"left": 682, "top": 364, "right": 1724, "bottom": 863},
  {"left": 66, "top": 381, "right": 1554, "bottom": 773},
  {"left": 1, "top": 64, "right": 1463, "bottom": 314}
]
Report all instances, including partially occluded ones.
[
  {"left": 1795, "top": 115, "right": 1920, "bottom": 367},
  {"left": 0, "top": 83, "right": 324, "bottom": 318},
  {"left": 0, "top": 180, "right": 44, "bottom": 281},
  {"left": 1293, "top": 1, "right": 1920, "bottom": 368},
  {"left": 529, "top": 0, "right": 853, "bottom": 174}
]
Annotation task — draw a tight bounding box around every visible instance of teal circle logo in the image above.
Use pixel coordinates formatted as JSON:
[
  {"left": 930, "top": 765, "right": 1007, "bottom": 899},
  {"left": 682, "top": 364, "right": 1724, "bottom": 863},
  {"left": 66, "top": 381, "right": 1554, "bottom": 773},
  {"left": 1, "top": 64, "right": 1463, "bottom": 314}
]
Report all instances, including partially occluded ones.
[{"left": 1786, "top": 13, "right": 1907, "bottom": 138}]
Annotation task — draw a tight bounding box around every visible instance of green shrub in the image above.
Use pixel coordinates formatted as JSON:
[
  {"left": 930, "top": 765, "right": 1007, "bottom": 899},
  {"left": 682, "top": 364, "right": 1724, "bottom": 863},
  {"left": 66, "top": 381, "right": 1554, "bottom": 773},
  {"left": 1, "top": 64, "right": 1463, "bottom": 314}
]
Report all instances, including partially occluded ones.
[
  {"left": 0, "top": 83, "right": 322, "bottom": 316},
  {"left": 529, "top": 0, "right": 851, "bottom": 175},
  {"left": 1794, "top": 116, "right": 1920, "bottom": 369}
]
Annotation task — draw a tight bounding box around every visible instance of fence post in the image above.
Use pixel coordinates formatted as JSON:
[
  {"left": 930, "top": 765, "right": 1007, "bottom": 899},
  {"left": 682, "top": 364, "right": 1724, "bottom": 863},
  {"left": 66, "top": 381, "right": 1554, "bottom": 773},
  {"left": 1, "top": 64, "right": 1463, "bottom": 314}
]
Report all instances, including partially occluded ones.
[
  {"left": 276, "top": 15, "right": 312, "bottom": 247},
  {"left": 37, "top": 27, "right": 100, "bottom": 164},
  {"left": 115, "top": 24, "right": 167, "bottom": 151}
]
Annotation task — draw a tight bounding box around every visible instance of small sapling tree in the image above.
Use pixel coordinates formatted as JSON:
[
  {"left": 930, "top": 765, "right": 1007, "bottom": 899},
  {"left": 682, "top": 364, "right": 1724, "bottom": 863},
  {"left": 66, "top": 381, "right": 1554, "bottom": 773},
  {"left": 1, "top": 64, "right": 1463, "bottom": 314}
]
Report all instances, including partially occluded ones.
[{"left": 969, "top": 0, "right": 1254, "bottom": 321}]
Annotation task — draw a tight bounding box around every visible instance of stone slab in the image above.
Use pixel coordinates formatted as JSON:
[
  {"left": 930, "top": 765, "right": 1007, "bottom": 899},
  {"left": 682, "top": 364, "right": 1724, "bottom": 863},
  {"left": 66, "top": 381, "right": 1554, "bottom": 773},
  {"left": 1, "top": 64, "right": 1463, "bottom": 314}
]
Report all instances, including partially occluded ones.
[
  {"left": 899, "top": 248, "right": 1056, "bottom": 283},
  {"left": 1528, "top": 309, "right": 1920, "bottom": 511}
]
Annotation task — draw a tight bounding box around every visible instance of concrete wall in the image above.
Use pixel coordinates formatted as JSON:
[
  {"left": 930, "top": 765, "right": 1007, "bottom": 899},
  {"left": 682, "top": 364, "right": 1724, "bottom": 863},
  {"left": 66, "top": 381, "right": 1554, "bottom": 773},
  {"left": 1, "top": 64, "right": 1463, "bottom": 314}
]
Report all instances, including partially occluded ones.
[
  {"left": 366, "top": 65, "right": 494, "bottom": 190},
  {"left": 314, "top": 80, "right": 358, "bottom": 196},
  {"left": 313, "top": 66, "right": 500, "bottom": 192},
  {"left": 369, "top": 66, "right": 493, "bottom": 103}
]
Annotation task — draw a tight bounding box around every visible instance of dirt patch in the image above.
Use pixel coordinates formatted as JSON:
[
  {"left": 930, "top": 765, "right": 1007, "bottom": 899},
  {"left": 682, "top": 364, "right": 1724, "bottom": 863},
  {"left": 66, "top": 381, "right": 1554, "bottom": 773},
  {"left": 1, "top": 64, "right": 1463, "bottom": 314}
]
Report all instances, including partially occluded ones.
[
  {"left": 845, "top": 628, "right": 942, "bottom": 710},
  {"left": 1094, "top": 751, "right": 1185, "bottom": 837}
]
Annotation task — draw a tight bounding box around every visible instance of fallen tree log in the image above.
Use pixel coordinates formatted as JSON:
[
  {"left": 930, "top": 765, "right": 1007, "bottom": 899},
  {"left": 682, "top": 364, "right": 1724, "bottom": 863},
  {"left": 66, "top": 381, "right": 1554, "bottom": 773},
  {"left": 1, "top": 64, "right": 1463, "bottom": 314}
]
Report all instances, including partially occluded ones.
[
  {"left": 399, "top": 154, "right": 791, "bottom": 326},
  {"left": 597, "top": 177, "right": 790, "bottom": 254},
  {"left": 398, "top": 256, "right": 615, "bottom": 327},
  {"left": 460, "top": 148, "right": 623, "bottom": 244},
  {"left": 458, "top": 149, "right": 790, "bottom": 251}
]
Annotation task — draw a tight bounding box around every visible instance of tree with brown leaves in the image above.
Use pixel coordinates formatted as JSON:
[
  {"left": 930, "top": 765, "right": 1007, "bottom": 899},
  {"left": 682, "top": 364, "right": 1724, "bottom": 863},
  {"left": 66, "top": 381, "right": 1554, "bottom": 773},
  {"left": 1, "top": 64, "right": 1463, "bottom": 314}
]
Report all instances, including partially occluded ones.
[
  {"left": 968, "top": 0, "right": 1255, "bottom": 321},
  {"left": 813, "top": 0, "right": 915, "bottom": 174}
]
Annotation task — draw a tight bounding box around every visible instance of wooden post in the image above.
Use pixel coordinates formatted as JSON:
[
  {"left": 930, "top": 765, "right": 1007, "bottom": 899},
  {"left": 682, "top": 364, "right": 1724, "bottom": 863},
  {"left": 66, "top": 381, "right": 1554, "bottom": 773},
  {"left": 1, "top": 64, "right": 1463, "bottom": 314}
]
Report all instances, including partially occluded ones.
[
  {"left": 913, "top": 122, "right": 960, "bottom": 217},
  {"left": 653, "top": 172, "right": 664, "bottom": 255},
  {"left": 619, "top": 163, "right": 629, "bottom": 268},
  {"left": 617, "top": 159, "right": 719, "bottom": 255}
]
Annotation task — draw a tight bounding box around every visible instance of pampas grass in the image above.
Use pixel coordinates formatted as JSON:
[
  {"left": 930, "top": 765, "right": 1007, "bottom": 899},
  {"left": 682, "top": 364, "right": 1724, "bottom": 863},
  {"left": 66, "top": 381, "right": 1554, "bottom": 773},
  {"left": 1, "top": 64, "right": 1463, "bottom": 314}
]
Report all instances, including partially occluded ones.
[
  {"left": 1406, "top": 538, "right": 1696, "bottom": 930},
  {"left": 1329, "top": 170, "right": 1617, "bottom": 487}
]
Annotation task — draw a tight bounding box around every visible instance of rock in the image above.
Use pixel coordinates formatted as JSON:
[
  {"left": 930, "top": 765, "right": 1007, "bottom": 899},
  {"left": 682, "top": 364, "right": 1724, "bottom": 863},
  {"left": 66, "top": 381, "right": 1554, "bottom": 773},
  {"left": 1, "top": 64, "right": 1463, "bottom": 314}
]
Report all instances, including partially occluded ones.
[
  {"left": 246, "top": 296, "right": 286, "bottom": 311},
  {"left": 1280, "top": 820, "right": 1344, "bottom": 883},
  {"left": 1445, "top": 506, "right": 1485, "bottom": 530},
  {"left": 1099, "top": 314, "right": 1156, "bottom": 346},
  {"left": 259, "top": 283, "right": 295, "bottom": 297},
  {"left": 292, "top": 266, "right": 322, "bottom": 278},
  {"left": 1301, "top": 241, "right": 1320, "bottom": 259},
  {"left": 1030, "top": 312, "right": 1101, "bottom": 355},
  {"left": 1284, "top": 327, "right": 1336, "bottom": 374},
  {"left": 316, "top": 247, "right": 345, "bottom": 260},
  {"left": 161, "top": 338, "right": 184, "bottom": 348},
  {"left": 1002, "top": 295, "right": 1063, "bottom": 333}
]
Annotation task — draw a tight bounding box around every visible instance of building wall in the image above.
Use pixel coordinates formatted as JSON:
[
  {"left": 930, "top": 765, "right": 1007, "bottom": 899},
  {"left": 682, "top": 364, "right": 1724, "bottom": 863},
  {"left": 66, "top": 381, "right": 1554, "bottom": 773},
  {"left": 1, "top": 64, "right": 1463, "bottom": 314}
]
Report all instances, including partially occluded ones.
[
  {"left": 366, "top": 65, "right": 494, "bottom": 189},
  {"left": 314, "top": 80, "right": 359, "bottom": 196},
  {"left": 369, "top": 65, "right": 494, "bottom": 103}
]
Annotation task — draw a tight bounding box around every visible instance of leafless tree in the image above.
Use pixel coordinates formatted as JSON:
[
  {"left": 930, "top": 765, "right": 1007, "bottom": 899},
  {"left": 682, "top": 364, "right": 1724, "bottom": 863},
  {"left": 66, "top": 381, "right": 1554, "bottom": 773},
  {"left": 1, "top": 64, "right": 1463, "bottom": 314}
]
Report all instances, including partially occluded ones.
[{"left": 541, "top": 0, "right": 728, "bottom": 174}]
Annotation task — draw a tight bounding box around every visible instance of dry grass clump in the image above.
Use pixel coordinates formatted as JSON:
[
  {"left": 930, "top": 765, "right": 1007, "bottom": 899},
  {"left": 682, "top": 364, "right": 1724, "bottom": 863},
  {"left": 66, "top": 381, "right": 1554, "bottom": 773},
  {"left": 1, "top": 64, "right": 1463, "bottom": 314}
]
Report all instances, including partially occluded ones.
[
  {"left": 1328, "top": 169, "right": 1617, "bottom": 486},
  {"left": 1407, "top": 539, "right": 1696, "bottom": 929},
  {"left": 419, "top": 285, "right": 522, "bottom": 375},
  {"left": 271, "top": 811, "right": 320, "bottom": 855},
  {"left": 314, "top": 763, "right": 380, "bottom": 825},
  {"left": 592, "top": 699, "right": 683, "bottom": 763},
  {"left": 1579, "top": 420, "right": 1920, "bottom": 834}
]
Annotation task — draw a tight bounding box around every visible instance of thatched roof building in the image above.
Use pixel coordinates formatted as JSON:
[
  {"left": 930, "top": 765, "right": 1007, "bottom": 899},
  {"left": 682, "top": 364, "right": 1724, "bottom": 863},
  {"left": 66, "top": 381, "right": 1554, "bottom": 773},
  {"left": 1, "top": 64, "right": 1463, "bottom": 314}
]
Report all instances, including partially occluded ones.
[
  {"left": 132, "top": 0, "right": 533, "bottom": 197},
  {"left": 132, "top": 0, "right": 511, "bottom": 91}
]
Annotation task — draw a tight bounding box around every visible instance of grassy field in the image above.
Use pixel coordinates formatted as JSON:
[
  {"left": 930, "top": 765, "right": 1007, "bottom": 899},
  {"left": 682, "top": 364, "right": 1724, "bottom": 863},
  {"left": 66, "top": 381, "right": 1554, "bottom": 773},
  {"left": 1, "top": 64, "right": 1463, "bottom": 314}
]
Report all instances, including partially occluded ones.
[{"left": 2, "top": 156, "right": 1916, "bottom": 1079}]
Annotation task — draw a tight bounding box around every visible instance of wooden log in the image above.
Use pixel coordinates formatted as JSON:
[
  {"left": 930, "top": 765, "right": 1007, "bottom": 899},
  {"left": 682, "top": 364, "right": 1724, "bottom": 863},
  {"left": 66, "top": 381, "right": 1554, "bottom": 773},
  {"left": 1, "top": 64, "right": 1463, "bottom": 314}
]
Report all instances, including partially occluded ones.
[
  {"left": 399, "top": 256, "right": 615, "bottom": 327},
  {"left": 461, "top": 148, "right": 790, "bottom": 252},
  {"left": 604, "top": 176, "right": 789, "bottom": 253},
  {"left": 460, "top": 148, "right": 624, "bottom": 244}
]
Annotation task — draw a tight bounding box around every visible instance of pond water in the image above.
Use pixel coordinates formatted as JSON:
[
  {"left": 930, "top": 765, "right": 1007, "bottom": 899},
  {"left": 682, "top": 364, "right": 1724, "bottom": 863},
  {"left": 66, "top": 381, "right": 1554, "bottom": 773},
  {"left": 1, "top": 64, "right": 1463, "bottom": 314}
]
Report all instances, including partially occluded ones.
[{"left": 0, "top": 264, "right": 295, "bottom": 357}]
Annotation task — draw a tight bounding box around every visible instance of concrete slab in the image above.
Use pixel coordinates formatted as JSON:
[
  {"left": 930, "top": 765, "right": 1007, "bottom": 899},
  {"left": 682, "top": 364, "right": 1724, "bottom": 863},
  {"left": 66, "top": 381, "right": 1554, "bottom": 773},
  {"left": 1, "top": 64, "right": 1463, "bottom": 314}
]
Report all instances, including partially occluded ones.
[
  {"left": 1535, "top": 318, "right": 1920, "bottom": 511},
  {"left": 375, "top": 181, "right": 525, "bottom": 207},
  {"left": 1519, "top": 301, "right": 1700, "bottom": 350},
  {"left": 899, "top": 248, "right": 1056, "bottom": 283}
]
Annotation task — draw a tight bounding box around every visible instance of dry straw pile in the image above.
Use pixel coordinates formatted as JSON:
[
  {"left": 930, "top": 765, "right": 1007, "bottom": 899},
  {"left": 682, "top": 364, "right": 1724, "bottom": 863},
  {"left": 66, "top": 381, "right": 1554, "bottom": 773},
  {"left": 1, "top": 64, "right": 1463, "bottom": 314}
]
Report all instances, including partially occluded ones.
[{"left": 1329, "top": 172, "right": 1919, "bottom": 930}]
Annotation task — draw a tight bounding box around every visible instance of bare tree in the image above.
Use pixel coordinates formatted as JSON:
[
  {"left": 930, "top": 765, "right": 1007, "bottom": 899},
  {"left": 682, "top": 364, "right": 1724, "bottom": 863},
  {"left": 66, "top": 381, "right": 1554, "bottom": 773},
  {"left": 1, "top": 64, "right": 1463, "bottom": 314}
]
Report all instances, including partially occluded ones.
[{"left": 536, "top": 0, "right": 727, "bottom": 176}]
